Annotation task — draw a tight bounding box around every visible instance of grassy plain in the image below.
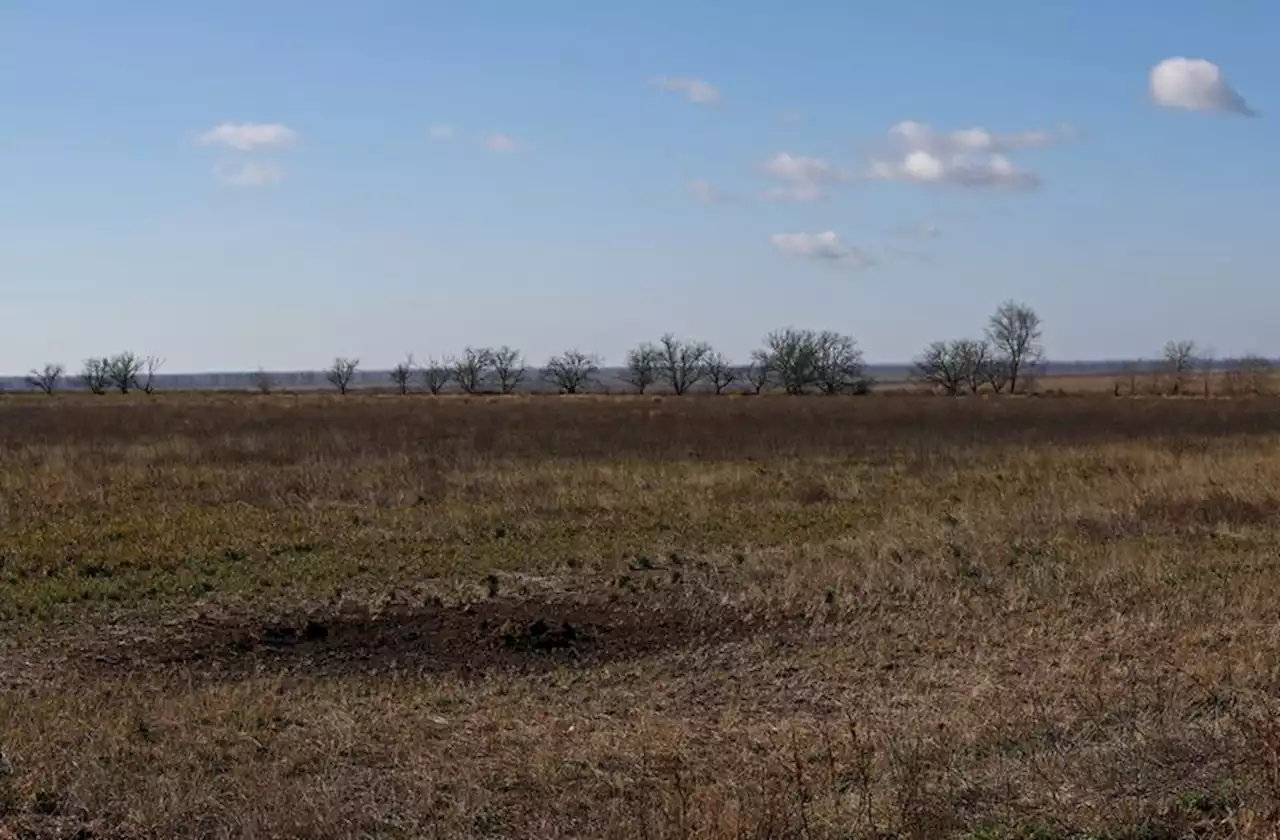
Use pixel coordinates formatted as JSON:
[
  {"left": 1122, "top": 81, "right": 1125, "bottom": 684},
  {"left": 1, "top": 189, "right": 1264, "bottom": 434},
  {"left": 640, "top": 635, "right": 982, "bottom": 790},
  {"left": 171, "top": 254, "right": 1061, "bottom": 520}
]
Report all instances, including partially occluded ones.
[{"left": 4, "top": 392, "right": 1280, "bottom": 838}]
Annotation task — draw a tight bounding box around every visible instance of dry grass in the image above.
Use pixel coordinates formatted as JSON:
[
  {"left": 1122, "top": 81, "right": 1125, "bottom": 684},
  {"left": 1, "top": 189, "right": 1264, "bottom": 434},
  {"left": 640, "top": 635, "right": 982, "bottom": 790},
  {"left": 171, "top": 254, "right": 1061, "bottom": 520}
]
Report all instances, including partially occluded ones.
[{"left": 4, "top": 393, "right": 1280, "bottom": 838}]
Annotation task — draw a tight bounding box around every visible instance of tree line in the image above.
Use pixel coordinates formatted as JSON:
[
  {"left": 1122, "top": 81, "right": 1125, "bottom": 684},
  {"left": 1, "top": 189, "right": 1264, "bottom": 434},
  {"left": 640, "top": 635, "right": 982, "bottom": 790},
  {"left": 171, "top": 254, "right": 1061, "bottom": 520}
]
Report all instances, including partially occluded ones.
[
  {"left": 1114, "top": 341, "right": 1274, "bottom": 397},
  {"left": 18, "top": 300, "right": 1275, "bottom": 396},
  {"left": 319, "top": 325, "right": 872, "bottom": 397},
  {"left": 26, "top": 352, "right": 164, "bottom": 395}
]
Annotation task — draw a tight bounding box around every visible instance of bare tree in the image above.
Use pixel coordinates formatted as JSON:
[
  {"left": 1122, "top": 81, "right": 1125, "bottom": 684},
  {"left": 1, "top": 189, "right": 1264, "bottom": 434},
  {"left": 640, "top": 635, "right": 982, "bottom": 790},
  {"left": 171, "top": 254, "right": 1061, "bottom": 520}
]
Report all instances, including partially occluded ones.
[
  {"left": 958, "top": 340, "right": 994, "bottom": 394},
  {"left": 745, "top": 352, "right": 772, "bottom": 394},
  {"left": 981, "top": 354, "right": 1011, "bottom": 394},
  {"left": 704, "top": 352, "right": 738, "bottom": 395},
  {"left": 107, "top": 352, "right": 144, "bottom": 394},
  {"left": 139, "top": 356, "right": 164, "bottom": 394},
  {"left": 542, "top": 350, "right": 599, "bottom": 394},
  {"left": 26, "top": 363, "right": 65, "bottom": 395},
  {"left": 327, "top": 357, "right": 359, "bottom": 395},
  {"left": 759, "top": 328, "right": 819, "bottom": 395},
  {"left": 811, "top": 330, "right": 867, "bottom": 395},
  {"left": 390, "top": 354, "right": 415, "bottom": 395},
  {"left": 453, "top": 347, "right": 493, "bottom": 394},
  {"left": 491, "top": 346, "right": 527, "bottom": 395},
  {"left": 915, "top": 339, "right": 1000, "bottom": 395},
  {"left": 252, "top": 368, "right": 274, "bottom": 394},
  {"left": 1162, "top": 340, "right": 1196, "bottom": 395},
  {"left": 913, "top": 341, "right": 968, "bottom": 395},
  {"left": 624, "top": 344, "right": 661, "bottom": 394},
  {"left": 81, "top": 358, "right": 110, "bottom": 395},
  {"left": 1223, "top": 354, "right": 1274, "bottom": 396},
  {"left": 420, "top": 357, "right": 453, "bottom": 395},
  {"left": 656, "top": 334, "right": 712, "bottom": 395},
  {"left": 986, "top": 301, "right": 1044, "bottom": 394}
]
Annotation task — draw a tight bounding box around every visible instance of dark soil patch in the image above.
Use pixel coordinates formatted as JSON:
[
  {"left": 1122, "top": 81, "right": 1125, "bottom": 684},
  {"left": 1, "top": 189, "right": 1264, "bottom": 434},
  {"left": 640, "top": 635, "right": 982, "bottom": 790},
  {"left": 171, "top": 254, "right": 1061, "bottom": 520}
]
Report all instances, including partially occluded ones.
[
  {"left": 115, "top": 596, "right": 792, "bottom": 680},
  {"left": 1136, "top": 490, "right": 1280, "bottom": 529}
]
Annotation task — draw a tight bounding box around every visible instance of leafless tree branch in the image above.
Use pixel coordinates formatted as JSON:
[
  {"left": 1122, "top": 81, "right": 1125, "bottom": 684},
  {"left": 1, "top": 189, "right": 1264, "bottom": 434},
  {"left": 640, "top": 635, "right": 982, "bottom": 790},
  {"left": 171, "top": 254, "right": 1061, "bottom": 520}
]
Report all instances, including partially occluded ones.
[
  {"left": 390, "top": 354, "right": 415, "bottom": 395},
  {"left": 624, "top": 344, "right": 661, "bottom": 394},
  {"left": 542, "top": 350, "right": 599, "bottom": 394},
  {"left": 986, "top": 301, "right": 1043, "bottom": 394},
  {"left": 491, "top": 346, "right": 527, "bottom": 395},
  {"left": 327, "top": 357, "right": 359, "bottom": 395},
  {"left": 26, "top": 363, "right": 65, "bottom": 395}
]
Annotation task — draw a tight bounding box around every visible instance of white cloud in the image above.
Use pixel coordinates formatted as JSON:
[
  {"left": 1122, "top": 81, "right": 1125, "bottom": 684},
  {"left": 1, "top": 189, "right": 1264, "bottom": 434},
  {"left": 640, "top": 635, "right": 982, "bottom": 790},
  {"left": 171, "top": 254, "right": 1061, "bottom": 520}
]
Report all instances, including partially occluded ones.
[
  {"left": 651, "top": 76, "right": 721, "bottom": 105},
  {"left": 428, "top": 124, "right": 455, "bottom": 140},
  {"left": 869, "top": 150, "right": 1038, "bottom": 188},
  {"left": 688, "top": 179, "right": 735, "bottom": 204},
  {"left": 770, "top": 231, "right": 873, "bottom": 269},
  {"left": 887, "top": 121, "right": 1066, "bottom": 155},
  {"left": 1149, "top": 57, "right": 1255, "bottom": 116},
  {"left": 484, "top": 132, "right": 519, "bottom": 153},
  {"left": 761, "top": 152, "right": 856, "bottom": 201},
  {"left": 763, "top": 152, "right": 834, "bottom": 181},
  {"left": 213, "top": 160, "right": 285, "bottom": 187},
  {"left": 198, "top": 122, "right": 296, "bottom": 151},
  {"left": 863, "top": 120, "right": 1071, "bottom": 189}
]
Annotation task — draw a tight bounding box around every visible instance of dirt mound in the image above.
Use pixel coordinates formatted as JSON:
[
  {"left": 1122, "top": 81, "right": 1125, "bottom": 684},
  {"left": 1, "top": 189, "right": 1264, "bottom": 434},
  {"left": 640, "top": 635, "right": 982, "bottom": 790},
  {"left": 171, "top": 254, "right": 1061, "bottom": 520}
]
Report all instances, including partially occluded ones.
[{"left": 119, "top": 596, "right": 788, "bottom": 680}]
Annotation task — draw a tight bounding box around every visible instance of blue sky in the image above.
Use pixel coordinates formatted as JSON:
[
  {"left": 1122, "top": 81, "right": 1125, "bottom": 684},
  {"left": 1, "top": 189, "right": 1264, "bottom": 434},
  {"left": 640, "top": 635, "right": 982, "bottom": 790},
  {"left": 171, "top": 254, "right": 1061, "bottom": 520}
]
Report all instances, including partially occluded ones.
[{"left": 1, "top": 0, "right": 1276, "bottom": 373}]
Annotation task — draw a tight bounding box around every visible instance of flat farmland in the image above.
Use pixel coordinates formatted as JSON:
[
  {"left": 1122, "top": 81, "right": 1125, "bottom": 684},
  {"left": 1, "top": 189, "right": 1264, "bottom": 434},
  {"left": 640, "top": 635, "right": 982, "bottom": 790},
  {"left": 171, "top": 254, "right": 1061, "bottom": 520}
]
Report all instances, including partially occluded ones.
[{"left": 4, "top": 394, "right": 1280, "bottom": 838}]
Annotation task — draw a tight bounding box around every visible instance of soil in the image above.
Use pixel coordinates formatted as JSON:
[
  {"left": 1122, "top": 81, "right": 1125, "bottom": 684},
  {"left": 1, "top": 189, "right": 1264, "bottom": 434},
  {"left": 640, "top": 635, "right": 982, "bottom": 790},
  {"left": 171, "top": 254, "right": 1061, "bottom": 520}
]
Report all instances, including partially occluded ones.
[{"left": 102, "top": 595, "right": 797, "bottom": 681}]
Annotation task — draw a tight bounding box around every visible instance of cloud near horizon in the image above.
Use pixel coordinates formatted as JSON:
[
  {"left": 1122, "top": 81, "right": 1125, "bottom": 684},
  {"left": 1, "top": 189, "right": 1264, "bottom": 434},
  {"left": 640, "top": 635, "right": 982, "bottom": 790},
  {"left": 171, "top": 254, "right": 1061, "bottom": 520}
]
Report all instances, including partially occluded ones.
[
  {"left": 770, "top": 231, "right": 873, "bottom": 269},
  {"left": 1150, "top": 57, "right": 1255, "bottom": 116}
]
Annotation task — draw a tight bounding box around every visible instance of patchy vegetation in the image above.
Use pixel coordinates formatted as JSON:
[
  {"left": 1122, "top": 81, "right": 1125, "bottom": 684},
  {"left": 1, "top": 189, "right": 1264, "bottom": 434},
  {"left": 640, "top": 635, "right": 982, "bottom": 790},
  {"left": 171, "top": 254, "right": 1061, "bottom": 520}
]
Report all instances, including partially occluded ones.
[{"left": 4, "top": 394, "right": 1280, "bottom": 838}]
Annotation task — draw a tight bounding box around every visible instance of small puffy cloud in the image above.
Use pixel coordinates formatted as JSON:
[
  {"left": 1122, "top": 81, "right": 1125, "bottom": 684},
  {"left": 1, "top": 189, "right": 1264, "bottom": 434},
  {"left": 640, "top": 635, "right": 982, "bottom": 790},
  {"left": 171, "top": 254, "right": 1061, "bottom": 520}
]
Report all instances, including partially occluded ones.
[
  {"left": 770, "top": 231, "right": 873, "bottom": 269},
  {"left": 688, "top": 179, "right": 735, "bottom": 204},
  {"left": 761, "top": 152, "right": 856, "bottom": 201},
  {"left": 484, "top": 132, "right": 519, "bottom": 153},
  {"left": 213, "top": 160, "right": 285, "bottom": 187},
  {"left": 651, "top": 76, "right": 721, "bottom": 105},
  {"left": 764, "top": 152, "right": 835, "bottom": 181},
  {"left": 198, "top": 122, "right": 296, "bottom": 151},
  {"left": 863, "top": 120, "right": 1070, "bottom": 189},
  {"left": 888, "top": 121, "right": 1066, "bottom": 154},
  {"left": 870, "top": 150, "right": 1039, "bottom": 189},
  {"left": 428, "top": 124, "right": 455, "bottom": 140},
  {"left": 1149, "top": 57, "right": 1255, "bottom": 116}
]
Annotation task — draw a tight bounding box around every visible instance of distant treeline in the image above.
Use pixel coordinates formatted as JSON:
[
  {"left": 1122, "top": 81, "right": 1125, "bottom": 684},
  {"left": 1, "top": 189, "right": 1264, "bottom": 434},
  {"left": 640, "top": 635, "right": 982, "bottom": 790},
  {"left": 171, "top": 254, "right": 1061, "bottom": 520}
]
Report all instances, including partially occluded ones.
[
  {"left": 0, "top": 360, "right": 1213, "bottom": 394},
  {"left": 7, "top": 302, "right": 1273, "bottom": 396}
]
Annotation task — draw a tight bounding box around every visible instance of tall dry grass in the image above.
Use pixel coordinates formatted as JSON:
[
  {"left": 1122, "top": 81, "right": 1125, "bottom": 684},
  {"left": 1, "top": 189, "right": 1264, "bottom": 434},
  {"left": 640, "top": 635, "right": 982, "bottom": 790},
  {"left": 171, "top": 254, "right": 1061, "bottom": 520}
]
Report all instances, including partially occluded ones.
[{"left": 3, "top": 393, "right": 1280, "bottom": 838}]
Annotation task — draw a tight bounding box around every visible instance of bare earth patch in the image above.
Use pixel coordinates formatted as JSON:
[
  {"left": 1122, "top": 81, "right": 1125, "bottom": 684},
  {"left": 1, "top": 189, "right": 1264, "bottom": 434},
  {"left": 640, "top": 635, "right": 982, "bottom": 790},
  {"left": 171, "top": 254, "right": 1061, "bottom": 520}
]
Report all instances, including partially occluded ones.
[{"left": 111, "top": 595, "right": 799, "bottom": 681}]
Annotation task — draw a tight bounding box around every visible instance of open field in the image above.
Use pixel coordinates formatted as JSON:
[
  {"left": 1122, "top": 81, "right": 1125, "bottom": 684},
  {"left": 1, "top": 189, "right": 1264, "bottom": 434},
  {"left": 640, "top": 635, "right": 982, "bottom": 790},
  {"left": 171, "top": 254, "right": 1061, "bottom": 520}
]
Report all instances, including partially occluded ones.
[{"left": 5, "top": 394, "right": 1280, "bottom": 838}]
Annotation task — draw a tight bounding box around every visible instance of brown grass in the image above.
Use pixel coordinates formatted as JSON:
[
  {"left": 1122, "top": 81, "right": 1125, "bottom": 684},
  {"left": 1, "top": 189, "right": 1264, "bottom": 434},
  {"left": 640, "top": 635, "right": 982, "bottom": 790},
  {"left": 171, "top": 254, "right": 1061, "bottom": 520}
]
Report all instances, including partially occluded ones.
[{"left": 5, "top": 393, "right": 1280, "bottom": 838}]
